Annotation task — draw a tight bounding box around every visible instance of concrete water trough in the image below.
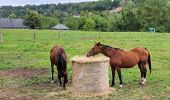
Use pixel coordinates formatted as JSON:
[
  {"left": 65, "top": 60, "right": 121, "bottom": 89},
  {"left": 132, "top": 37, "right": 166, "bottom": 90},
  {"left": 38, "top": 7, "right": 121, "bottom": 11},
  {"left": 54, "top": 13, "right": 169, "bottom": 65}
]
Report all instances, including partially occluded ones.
[{"left": 71, "top": 55, "right": 110, "bottom": 95}]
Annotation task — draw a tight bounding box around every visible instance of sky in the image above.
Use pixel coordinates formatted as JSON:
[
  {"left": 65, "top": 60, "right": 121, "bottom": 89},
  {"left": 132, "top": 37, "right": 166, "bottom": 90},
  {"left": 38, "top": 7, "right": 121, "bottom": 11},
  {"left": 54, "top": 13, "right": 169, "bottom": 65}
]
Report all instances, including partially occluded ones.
[{"left": 0, "top": 0, "right": 98, "bottom": 6}]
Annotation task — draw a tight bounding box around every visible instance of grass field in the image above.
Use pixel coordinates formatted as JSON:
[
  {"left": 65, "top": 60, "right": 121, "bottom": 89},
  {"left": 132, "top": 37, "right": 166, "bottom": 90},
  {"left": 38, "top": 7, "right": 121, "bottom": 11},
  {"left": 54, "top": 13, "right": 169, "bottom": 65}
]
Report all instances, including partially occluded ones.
[{"left": 0, "top": 29, "right": 170, "bottom": 99}]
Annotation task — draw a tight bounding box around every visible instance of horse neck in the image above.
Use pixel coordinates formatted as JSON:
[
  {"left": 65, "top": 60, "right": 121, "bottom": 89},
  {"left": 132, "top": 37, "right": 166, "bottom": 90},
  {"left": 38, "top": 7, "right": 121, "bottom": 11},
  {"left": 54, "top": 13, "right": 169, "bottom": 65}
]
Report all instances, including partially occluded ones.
[
  {"left": 58, "top": 52, "right": 67, "bottom": 70},
  {"left": 100, "top": 47, "right": 116, "bottom": 58}
]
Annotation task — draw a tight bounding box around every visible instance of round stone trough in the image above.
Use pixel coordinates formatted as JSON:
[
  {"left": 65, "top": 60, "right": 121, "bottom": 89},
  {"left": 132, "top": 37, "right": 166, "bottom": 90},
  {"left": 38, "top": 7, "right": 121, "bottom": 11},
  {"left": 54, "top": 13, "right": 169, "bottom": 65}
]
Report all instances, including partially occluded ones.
[{"left": 71, "top": 55, "right": 110, "bottom": 95}]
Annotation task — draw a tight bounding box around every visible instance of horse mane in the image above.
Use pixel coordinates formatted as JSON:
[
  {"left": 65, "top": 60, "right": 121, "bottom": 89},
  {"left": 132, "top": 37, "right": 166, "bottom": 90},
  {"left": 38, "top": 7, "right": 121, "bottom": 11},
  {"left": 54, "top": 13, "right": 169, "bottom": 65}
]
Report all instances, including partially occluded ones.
[
  {"left": 57, "top": 48, "right": 67, "bottom": 76},
  {"left": 100, "top": 44, "right": 122, "bottom": 50}
]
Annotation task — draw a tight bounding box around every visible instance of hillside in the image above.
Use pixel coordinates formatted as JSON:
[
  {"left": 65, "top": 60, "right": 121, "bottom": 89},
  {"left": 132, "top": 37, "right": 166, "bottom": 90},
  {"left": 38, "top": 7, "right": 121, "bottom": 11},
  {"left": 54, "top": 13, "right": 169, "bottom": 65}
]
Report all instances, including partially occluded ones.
[{"left": 0, "top": 0, "right": 120, "bottom": 18}]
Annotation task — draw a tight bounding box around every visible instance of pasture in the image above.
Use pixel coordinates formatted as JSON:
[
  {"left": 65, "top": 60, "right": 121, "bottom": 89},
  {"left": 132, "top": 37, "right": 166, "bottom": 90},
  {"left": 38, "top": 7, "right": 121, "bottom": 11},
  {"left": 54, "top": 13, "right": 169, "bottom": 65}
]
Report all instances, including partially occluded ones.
[{"left": 0, "top": 29, "right": 170, "bottom": 99}]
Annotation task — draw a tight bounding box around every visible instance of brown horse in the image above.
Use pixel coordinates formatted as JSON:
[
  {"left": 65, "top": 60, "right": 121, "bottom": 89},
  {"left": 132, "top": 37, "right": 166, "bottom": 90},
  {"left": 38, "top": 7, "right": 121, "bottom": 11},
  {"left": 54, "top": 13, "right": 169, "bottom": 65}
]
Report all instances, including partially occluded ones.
[
  {"left": 87, "top": 42, "right": 151, "bottom": 87},
  {"left": 50, "top": 45, "right": 68, "bottom": 89}
]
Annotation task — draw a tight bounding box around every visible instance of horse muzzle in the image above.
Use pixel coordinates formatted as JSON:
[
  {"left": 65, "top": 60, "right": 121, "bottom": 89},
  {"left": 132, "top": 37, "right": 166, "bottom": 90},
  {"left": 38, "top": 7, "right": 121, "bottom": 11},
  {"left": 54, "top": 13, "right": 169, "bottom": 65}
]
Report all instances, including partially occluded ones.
[{"left": 87, "top": 51, "right": 95, "bottom": 57}]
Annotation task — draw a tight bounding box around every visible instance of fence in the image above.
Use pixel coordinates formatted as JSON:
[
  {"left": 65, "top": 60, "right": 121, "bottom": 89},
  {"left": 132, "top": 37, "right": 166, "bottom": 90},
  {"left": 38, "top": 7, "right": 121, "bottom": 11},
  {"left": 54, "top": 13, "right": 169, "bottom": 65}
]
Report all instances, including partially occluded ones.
[{"left": 0, "top": 30, "right": 168, "bottom": 47}]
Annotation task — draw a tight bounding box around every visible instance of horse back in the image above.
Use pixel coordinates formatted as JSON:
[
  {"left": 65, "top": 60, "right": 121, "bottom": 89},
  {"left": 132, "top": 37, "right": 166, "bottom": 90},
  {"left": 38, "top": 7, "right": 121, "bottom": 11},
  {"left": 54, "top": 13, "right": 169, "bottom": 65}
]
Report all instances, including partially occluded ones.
[
  {"left": 131, "top": 47, "right": 149, "bottom": 62},
  {"left": 50, "top": 45, "right": 67, "bottom": 65},
  {"left": 116, "top": 50, "right": 139, "bottom": 67}
]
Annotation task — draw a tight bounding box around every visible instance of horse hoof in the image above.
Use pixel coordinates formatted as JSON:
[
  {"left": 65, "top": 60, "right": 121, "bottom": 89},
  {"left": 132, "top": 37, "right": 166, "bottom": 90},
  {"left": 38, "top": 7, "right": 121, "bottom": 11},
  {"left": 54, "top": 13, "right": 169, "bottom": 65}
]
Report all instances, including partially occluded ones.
[
  {"left": 119, "top": 85, "right": 123, "bottom": 88},
  {"left": 51, "top": 80, "right": 54, "bottom": 83},
  {"left": 140, "top": 81, "right": 145, "bottom": 85}
]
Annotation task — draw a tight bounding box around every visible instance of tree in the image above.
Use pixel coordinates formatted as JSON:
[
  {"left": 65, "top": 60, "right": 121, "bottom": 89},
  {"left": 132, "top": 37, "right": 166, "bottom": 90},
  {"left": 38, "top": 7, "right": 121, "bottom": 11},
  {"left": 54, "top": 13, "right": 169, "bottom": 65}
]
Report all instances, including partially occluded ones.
[
  {"left": 23, "top": 10, "right": 42, "bottom": 29},
  {"left": 79, "top": 16, "right": 87, "bottom": 30},
  {"left": 117, "top": 9, "right": 142, "bottom": 31},
  {"left": 64, "top": 16, "right": 80, "bottom": 30},
  {"left": 114, "top": 0, "right": 142, "bottom": 31},
  {"left": 83, "top": 18, "right": 95, "bottom": 31},
  {"left": 138, "top": 0, "right": 170, "bottom": 32},
  {"left": 53, "top": 11, "right": 66, "bottom": 24},
  {"left": 92, "top": 15, "right": 109, "bottom": 31},
  {"left": 8, "top": 13, "right": 16, "bottom": 19},
  {"left": 41, "top": 16, "right": 58, "bottom": 29}
]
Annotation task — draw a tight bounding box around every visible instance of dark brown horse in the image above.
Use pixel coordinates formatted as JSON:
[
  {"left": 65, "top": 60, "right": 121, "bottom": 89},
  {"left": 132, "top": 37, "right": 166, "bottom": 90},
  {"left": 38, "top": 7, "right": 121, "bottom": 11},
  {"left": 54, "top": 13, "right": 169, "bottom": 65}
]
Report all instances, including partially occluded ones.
[
  {"left": 50, "top": 45, "right": 68, "bottom": 89},
  {"left": 87, "top": 42, "right": 151, "bottom": 87}
]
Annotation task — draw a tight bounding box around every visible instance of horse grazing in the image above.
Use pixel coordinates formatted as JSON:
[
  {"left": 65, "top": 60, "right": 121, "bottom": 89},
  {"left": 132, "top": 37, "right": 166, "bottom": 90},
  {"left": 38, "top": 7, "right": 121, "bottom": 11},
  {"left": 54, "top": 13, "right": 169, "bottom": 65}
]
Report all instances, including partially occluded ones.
[
  {"left": 50, "top": 45, "right": 68, "bottom": 89},
  {"left": 87, "top": 42, "right": 151, "bottom": 87}
]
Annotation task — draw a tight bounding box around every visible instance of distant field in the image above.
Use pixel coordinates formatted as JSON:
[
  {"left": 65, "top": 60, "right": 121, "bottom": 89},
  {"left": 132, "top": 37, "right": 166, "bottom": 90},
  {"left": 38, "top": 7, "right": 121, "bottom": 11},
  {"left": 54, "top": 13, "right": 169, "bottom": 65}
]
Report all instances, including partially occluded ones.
[{"left": 0, "top": 29, "right": 170, "bottom": 99}]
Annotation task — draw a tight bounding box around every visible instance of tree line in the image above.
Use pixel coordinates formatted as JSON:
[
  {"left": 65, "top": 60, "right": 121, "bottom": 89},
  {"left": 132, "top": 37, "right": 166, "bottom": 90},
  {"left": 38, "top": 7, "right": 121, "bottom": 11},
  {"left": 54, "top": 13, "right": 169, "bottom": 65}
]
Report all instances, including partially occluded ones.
[
  {"left": 65, "top": 0, "right": 170, "bottom": 32},
  {"left": 0, "top": 0, "right": 120, "bottom": 18},
  {"left": 0, "top": 0, "right": 170, "bottom": 32}
]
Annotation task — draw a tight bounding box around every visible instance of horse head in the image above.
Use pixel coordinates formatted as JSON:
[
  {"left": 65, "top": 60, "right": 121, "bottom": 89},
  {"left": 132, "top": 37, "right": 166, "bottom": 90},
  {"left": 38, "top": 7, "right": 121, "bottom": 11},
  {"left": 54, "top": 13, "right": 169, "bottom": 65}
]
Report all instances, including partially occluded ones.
[
  {"left": 87, "top": 42, "right": 102, "bottom": 57},
  {"left": 63, "top": 71, "right": 68, "bottom": 83}
]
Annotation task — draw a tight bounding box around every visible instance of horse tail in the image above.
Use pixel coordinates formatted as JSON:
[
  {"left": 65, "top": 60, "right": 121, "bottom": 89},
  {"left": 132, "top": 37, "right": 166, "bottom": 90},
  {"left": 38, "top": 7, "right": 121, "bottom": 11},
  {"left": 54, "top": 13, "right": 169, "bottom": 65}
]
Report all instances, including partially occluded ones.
[
  {"left": 57, "top": 48, "right": 67, "bottom": 75},
  {"left": 145, "top": 48, "right": 151, "bottom": 73}
]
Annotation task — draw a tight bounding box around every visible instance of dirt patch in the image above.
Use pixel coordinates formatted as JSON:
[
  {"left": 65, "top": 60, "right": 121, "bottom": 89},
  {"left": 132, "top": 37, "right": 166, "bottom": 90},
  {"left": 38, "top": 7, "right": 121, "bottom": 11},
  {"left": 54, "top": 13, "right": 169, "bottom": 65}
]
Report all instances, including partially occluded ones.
[
  {"left": 0, "top": 68, "right": 48, "bottom": 79},
  {"left": 0, "top": 91, "right": 37, "bottom": 100},
  {"left": 0, "top": 71, "right": 6, "bottom": 77}
]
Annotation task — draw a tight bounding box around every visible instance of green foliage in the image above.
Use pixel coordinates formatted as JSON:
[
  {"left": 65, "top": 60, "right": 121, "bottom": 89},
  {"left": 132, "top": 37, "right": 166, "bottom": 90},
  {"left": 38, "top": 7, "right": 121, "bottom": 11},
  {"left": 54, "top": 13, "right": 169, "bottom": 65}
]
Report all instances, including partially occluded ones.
[
  {"left": 8, "top": 13, "right": 17, "bottom": 19},
  {"left": 137, "top": 0, "right": 170, "bottom": 32},
  {"left": 79, "top": 16, "right": 87, "bottom": 30},
  {"left": 0, "top": 0, "right": 169, "bottom": 32},
  {"left": 23, "top": 10, "right": 42, "bottom": 29},
  {"left": 83, "top": 17, "right": 96, "bottom": 31},
  {"left": 41, "top": 16, "right": 58, "bottom": 29},
  {"left": 53, "top": 11, "right": 67, "bottom": 23},
  {"left": 64, "top": 16, "right": 80, "bottom": 30},
  {"left": 112, "top": 0, "right": 170, "bottom": 32},
  {"left": 0, "top": 0, "right": 120, "bottom": 18},
  {"left": 115, "top": 9, "right": 142, "bottom": 31},
  {"left": 92, "top": 14, "right": 109, "bottom": 31}
]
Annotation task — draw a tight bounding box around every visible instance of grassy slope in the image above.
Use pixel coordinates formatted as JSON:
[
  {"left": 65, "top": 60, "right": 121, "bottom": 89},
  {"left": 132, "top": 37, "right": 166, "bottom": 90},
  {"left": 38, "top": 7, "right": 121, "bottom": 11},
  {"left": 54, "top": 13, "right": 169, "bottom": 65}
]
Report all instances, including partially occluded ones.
[{"left": 0, "top": 29, "right": 170, "bottom": 99}]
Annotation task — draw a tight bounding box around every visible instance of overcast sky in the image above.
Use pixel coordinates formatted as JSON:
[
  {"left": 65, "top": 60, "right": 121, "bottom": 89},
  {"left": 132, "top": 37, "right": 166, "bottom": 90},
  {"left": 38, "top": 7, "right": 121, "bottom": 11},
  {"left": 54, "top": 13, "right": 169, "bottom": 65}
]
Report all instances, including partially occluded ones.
[{"left": 0, "top": 0, "right": 98, "bottom": 6}]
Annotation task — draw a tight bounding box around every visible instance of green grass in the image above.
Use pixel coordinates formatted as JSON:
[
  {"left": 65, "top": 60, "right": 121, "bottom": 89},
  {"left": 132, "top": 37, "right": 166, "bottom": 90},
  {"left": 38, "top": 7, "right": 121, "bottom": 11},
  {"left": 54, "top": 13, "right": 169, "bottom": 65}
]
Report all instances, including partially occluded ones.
[{"left": 0, "top": 29, "right": 170, "bottom": 99}]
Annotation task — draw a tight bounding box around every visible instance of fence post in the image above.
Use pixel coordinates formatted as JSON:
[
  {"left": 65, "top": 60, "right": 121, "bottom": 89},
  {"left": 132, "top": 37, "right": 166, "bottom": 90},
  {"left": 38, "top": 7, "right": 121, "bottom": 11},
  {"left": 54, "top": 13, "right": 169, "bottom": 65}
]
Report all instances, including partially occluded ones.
[
  {"left": 98, "top": 31, "right": 101, "bottom": 39},
  {"left": 33, "top": 32, "right": 36, "bottom": 42},
  {"left": 0, "top": 32, "right": 3, "bottom": 43}
]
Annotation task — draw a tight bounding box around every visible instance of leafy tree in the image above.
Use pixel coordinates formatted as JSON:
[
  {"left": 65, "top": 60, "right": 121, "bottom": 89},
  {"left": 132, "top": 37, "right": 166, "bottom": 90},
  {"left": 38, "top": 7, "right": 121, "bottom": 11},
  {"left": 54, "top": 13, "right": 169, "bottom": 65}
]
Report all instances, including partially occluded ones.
[
  {"left": 41, "top": 16, "right": 58, "bottom": 29},
  {"left": 111, "top": 0, "right": 120, "bottom": 8},
  {"left": 23, "top": 10, "right": 42, "bottom": 29},
  {"left": 83, "top": 18, "right": 95, "bottom": 31},
  {"left": 64, "top": 16, "right": 80, "bottom": 30},
  {"left": 113, "top": 0, "right": 142, "bottom": 31},
  {"left": 0, "top": 0, "right": 169, "bottom": 32},
  {"left": 138, "top": 0, "right": 170, "bottom": 32},
  {"left": 117, "top": 9, "right": 142, "bottom": 31},
  {"left": 8, "top": 13, "right": 16, "bottom": 19},
  {"left": 0, "top": 0, "right": 120, "bottom": 18},
  {"left": 53, "top": 11, "right": 66, "bottom": 23},
  {"left": 79, "top": 16, "right": 87, "bottom": 30},
  {"left": 92, "top": 15, "right": 109, "bottom": 31}
]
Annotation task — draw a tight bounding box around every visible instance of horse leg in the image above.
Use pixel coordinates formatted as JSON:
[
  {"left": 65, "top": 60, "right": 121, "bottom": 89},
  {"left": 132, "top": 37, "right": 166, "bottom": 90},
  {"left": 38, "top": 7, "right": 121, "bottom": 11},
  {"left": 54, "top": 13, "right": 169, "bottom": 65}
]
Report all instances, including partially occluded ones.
[
  {"left": 138, "top": 62, "right": 143, "bottom": 84},
  {"left": 141, "top": 63, "right": 147, "bottom": 85},
  {"left": 116, "top": 68, "right": 123, "bottom": 87},
  {"left": 63, "top": 80, "right": 66, "bottom": 89},
  {"left": 58, "top": 74, "right": 62, "bottom": 86},
  {"left": 51, "top": 63, "right": 55, "bottom": 83},
  {"left": 143, "top": 63, "right": 147, "bottom": 84},
  {"left": 110, "top": 66, "right": 115, "bottom": 86},
  {"left": 63, "top": 76, "right": 67, "bottom": 89}
]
